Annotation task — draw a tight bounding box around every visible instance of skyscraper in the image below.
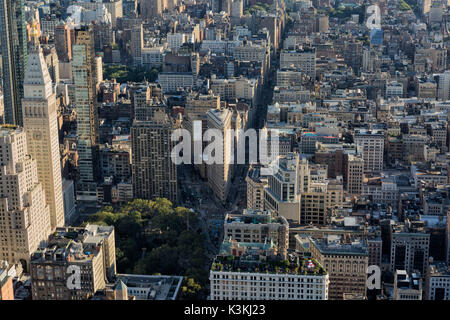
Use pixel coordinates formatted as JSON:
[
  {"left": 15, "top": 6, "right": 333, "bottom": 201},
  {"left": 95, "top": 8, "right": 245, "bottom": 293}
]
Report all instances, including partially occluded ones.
[
  {"left": 0, "top": 0, "right": 28, "bottom": 125},
  {"left": 54, "top": 22, "right": 72, "bottom": 62},
  {"left": 22, "top": 33, "right": 65, "bottom": 230},
  {"left": 130, "top": 23, "right": 144, "bottom": 67},
  {"left": 0, "top": 126, "right": 51, "bottom": 271},
  {"left": 354, "top": 129, "right": 385, "bottom": 173},
  {"left": 206, "top": 108, "right": 233, "bottom": 205},
  {"left": 131, "top": 108, "right": 178, "bottom": 203},
  {"left": 72, "top": 25, "right": 100, "bottom": 202},
  {"left": 346, "top": 154, "right": 364, "bottom": 195}
]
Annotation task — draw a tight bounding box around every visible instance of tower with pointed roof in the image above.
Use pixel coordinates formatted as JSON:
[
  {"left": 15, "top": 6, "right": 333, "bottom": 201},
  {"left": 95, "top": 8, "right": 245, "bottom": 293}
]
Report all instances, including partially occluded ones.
[{"left": 21, "top": 33, "right": 65, "bottom": 230}]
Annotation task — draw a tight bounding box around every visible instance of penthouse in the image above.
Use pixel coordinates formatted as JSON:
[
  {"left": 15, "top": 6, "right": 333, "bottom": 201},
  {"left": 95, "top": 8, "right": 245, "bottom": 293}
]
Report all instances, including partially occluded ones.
[{"left": 224, "top": 209, "right": 289, "bottom": 256}]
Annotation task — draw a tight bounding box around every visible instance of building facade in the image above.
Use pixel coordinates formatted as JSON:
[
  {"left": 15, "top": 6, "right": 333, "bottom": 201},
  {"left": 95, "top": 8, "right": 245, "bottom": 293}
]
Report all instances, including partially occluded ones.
[
  {"left": 0, "top": 0, "right": 28, "bottom": 125},
  {"left": 0, "top": 127, "right": 51, "bottom": 271},
  {"left": 73, "top": 26, "right": 100, "bottom": 202},
  {"left": 131, "top": 108, "right": 178, "bottom": 203},
  {"left": 22, "top": 40, "right": 65, "bottom": 230}
]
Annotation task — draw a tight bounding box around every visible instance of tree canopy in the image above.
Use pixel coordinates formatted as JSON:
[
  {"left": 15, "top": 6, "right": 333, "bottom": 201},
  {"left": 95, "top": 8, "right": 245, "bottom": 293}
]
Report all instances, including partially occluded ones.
[
  {"left": 86, "top": 198, "right": 209, "bottom": 299},
  {"left": 103, "top": 64, "right": 159, "bottom": 84}
]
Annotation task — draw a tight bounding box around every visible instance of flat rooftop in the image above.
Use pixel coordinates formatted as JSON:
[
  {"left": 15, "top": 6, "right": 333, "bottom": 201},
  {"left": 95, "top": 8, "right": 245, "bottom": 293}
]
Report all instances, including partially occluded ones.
[
  {"left": 310, "top": 236, "right": 368, "bottom": 256},
  {"left": 116, "top": 274, "right": 183, "bottom": 300}
]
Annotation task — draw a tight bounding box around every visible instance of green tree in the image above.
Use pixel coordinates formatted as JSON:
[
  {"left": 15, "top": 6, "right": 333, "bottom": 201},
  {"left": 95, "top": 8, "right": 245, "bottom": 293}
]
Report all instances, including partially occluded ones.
[{"left": 90, "top": 199, "right": 209, "bottom": 299}]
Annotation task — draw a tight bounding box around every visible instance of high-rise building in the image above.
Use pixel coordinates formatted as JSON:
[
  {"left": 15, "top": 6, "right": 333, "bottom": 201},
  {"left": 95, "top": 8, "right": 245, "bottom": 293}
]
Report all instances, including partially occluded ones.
[
  {"left": 393, "top": 270, "right": 422, "bottom": 300},
  {"left": 22, "top": 37, "right": 65, "bottom": 231},
  {"left": 309, "top": 235, "right": 368, "bottom": 300},
  {"left": 354, "top": 129, "right": 384, "bottom": 173},
  {"left": 425, "top": 261, "right": 450, "bottom": 300},
  {"left": 264, "top": 153, "right": 300, "bottom": 223},
  {"left": 368, "top": 237, "right": 383, "bottom": 267},
  {"left": 230, "top": 0, "right": 243, "bottom": 19},
  {"left": 280, "top": 47, "right": 316, "bottom": 78},
  {"left": 246, "top": 165, "right": 268, "bottom": 210},
  {"left": 184, "top": 93, "right": 220, "bottom": 178},
  {"left": 421, "top": 0, "right": 431, "bottom": 16},
  {"left": 390, "top": 232, "right": 430, "bottom": 275},
  {"left": 131, "top": 108, "right": 178, "bottom": 203},
  {"left": 346, "top": 154, "right": 364, "bottom": 195},
  {"left": 344, "top": 40, "right": 363, "bottom": 75},
  {"left": 102, "top": 0, "right": 123, "bottom": 28},
  {"left": 315, "top": 14, "right": 329, "bottom": 33},
  {"left": 73, "top": 26, "right": 100, "bottom": 202},
  {"left": 210, "top": 238, "right": 329, "bottom": 300},
  {"left": 0, "top": 0, "right": 28, "bottom": 125},
  {"left": 30, "top": 225, "right": 116, "bottom": 300},
  {"left": 0, "top": 94, "right": 4, "bottom": 123},
  {"left": 140, "top": 0, "right": 164, "bottom": 20},
  {"left": 130, "top": 23, "right": 144, "bottom": 67},
  {"left": 436, "top": 70, "right": 450, "bottom": 100},
  {"left": 206, "top": 108, "right": 233, "bottom": 204},
  {"left": 224, "top": 209, "right": 289, "bottom": 257},
  {"left": 0, "top": 126, "right": 51, "bottom": 271},
  {"left": 300, "top": 190, "right": 327, "bottom": 225},
  {"left": 54, "top": 23, "right": 72, "bottom": 62},
  {"left": 42, "top": 45, "right": 60, "bottom": 86},
  {"left": 370, "top": 28, "right": 383, "bottom": 46}
]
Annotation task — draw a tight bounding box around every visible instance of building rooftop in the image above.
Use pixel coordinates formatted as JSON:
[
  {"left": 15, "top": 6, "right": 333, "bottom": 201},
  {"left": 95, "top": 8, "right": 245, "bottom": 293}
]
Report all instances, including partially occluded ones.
[
  {"left": 310, "top": 235, "right": 369, "bottom": 256},
  {"left": 225, "top": 209, "right": 287, "bottom": 226},
  {"left": 115, "top": 274, "right": 183, "bottom": 300},
  {"left": 31, "top": 225, "right": 113, "bottom": 264},
  {"left": 211, "top": 238, "right": 326, "bottom": 276}
]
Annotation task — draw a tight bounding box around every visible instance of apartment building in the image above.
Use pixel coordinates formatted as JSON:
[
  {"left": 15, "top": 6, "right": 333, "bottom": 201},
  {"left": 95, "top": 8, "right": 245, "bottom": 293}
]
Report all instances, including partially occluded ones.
[
  {"left": 425, "top": 261, "right": 450, "bottom": 300},
  {"left": 131, "top": 108, "right": 178, "bottom": 203},
  {"left": 280, "top": 47, "right": 316, "bottom": 78},
  {"left": 393, "top": 270, "right": 422, "bottom": 300},
  {"left": 346, "top": 154, "right": 364, "bottom": 195},
  {"left": 246, "top": 165, "right": 268, "bottom": 210},
  {"left": 390, "top": 231, "right": 430, "bottom": 275},
  {"left": 210, "top": 239, "right": 329, "bottom": 300},
  {"left": 0, "top": 127, "right": 51, "bottom": 270},
  {"left": 224, "top": 209, "right": 289, "bottom": 256},
  {"left": 354, "top": 129, "right": 384, "bottom": 173},
  {"left": 264, "top": 153, "right": 301, "bottom": 223},
  {"left": 309, "top": 235, "right": 368, "bottom": 300},
  {"left": 158, "top": 72, "right": 195, "bottom": 92},
  {"left": 30, "top": 225, "right": 116, "bottom": 300}
]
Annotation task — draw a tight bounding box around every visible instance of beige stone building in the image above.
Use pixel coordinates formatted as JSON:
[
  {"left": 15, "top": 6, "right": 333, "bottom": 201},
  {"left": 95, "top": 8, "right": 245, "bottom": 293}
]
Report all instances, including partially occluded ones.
[
  {"left": 206, "top": 108, "right": 233, "bottom": 204},
  {"left": 30, "top": 225, "right": 116, "bottom": 300},
  {"left": 224, "top": 209, "right": 289, "bottom": 257},
  {"left": 280, "top": 47, "right": 316, "bottom": 78},
  {"left": 0, "top": 127, "right": 51, "bottom": 271},
  {"left": 246, "top": 165, "right": 268, "bottom": 210},
  {"left": 300, "top": 191, "right": 328, "bottom": 225},
  {"left": 346, "top": 154, "right": 364, "bottom": 195},
  {"left": 264, "top": 153, "right": 301, "bottom": 223},
  {"left": 309, "top": 236, "right": 368, "bottom": 300},
  {"left": 22, "top": 41, "right": 64, "bottom": 230},
  {"left": 354, "top": 129, "right": 384, "bottom": 173}
]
